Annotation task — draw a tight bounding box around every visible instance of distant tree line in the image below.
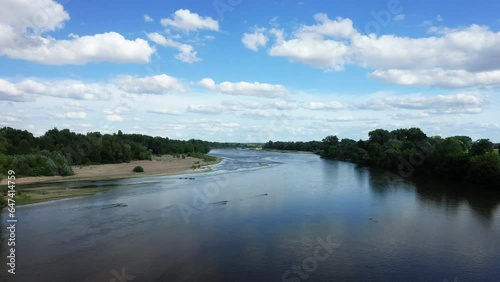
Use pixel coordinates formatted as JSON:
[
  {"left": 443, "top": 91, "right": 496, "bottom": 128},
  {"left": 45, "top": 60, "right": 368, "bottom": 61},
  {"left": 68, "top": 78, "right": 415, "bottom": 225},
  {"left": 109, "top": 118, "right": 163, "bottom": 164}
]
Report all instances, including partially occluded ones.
[
  {"left": 263, "top": 140, "right": 324, "bottom": 153},
  {"left": 264, "top": 128, "right": 500, "bottom": 186},
  {"left": 0, "top": 127, "right": 213, "bottom": 179}
]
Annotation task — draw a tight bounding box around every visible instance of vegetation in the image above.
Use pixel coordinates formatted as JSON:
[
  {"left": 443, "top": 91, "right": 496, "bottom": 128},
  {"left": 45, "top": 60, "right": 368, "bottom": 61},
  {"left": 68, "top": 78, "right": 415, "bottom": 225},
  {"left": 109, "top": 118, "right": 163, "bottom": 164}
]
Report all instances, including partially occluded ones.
[
  {"left": 263, "top": 140, "right": 324, "bottom": 153},
  {"left": 0, "top": 127, "right": 213, "bottom": 178},
  {"left": 187, "top": 151, "right": 218, "bottom": 162},
  {"left": 132, "top": 166, "right": 144, "bottom": 173},
  {"left": 265, "top": 127, "right": 500, "bottom": 187}
]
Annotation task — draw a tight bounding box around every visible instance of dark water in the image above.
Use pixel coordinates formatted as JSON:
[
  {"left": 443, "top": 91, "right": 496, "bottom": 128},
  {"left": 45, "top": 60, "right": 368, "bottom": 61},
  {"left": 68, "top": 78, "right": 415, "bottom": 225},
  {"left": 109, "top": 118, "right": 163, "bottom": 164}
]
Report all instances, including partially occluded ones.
[{"left": 1, "top": 149, "right": 500, "bottom": 282}]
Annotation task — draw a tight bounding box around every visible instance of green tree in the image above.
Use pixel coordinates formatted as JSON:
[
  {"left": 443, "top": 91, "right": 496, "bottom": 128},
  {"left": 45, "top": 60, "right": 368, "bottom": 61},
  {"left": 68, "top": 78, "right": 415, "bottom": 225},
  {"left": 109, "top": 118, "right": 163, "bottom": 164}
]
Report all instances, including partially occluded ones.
[
  {"left": 470, "top": 139, "right": 493, "bottom": 156},
  {"left": 467, "top": 152, "right": 500, "bottom": 184}
]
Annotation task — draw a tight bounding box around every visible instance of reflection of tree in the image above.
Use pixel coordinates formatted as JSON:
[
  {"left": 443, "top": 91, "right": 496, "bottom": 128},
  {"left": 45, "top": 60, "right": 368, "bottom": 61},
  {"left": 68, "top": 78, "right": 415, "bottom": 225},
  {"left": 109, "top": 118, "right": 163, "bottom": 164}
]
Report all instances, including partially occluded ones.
[
  {"left": 367, "top": 168, "right": 414, "bottom": 197},
  {"left": 413, "top": 178, "right": 500, "bottom": 220},
  {"left": 367, "top": 169, "right": 500, "bottom": 220}
]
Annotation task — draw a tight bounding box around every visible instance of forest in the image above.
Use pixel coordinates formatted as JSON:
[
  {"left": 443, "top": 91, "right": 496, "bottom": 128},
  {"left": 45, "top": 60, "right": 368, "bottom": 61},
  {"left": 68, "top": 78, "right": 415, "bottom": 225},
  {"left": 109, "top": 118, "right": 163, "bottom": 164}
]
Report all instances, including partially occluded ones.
[{"left": 264, "top": 128, "right": 500, "bottom": 187}]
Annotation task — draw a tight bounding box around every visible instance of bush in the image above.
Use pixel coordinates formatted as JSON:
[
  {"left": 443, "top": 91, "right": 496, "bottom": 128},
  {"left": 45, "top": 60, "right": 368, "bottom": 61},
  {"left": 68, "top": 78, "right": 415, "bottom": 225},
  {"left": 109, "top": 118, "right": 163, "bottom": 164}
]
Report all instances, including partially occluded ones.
[{"left": 133, "top": 166, "right": 144, "bottom": 173}]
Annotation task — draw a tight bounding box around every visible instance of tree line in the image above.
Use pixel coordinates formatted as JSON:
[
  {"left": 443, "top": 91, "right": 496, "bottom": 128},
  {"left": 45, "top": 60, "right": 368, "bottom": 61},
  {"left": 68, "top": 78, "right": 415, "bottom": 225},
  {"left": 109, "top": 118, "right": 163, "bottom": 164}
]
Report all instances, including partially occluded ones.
[
  {"left": 0, "top": 127, "right": 213, "bottom": 179},
  {"left": 264, "top": 128, "right": 500, "bottom": 187}
]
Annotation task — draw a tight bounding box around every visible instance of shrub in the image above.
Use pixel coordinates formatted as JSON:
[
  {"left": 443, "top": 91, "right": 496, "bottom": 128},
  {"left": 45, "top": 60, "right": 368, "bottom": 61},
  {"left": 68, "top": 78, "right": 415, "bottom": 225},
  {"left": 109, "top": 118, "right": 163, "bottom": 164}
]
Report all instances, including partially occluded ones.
[{"left": 133, "top": 166, "right": 144, "bottom": 173}]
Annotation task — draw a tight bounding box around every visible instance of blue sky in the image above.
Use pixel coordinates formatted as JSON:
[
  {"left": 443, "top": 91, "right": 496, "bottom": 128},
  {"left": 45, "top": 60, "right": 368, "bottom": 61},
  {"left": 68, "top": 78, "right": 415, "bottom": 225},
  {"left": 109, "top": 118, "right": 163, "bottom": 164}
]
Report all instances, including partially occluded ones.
[{"left": 0, "top": 0, "right": 499, "bottom": 142}]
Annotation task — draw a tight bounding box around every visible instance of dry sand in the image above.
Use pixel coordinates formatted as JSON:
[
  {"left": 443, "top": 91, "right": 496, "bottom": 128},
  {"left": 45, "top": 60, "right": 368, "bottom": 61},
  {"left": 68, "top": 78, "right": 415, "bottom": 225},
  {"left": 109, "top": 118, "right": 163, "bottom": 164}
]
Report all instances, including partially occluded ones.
[{"left": 2, "top": 155, "right": 219, "bottom": 185}]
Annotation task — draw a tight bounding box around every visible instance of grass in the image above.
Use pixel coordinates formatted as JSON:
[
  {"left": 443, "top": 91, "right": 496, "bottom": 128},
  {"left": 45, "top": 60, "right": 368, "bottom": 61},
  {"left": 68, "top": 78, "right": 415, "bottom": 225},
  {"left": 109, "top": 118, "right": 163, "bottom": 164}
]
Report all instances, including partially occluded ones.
[
  {"left": 14, "top": 186, "right": 107, "bottom": 205},
  {"left": 187, "top": 152, "right": 218, "bottom": 162}
]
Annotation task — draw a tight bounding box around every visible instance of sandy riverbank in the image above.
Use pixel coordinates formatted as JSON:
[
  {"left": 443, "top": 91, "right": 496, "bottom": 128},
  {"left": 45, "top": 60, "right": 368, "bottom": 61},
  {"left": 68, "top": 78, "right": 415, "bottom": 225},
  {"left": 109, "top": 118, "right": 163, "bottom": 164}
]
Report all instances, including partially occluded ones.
[
  {"left": 0, "top": 155, "right": 221, "bottom": 206},
  {"left": 1, "top": 155, "right": 219, "bottom": 185}
]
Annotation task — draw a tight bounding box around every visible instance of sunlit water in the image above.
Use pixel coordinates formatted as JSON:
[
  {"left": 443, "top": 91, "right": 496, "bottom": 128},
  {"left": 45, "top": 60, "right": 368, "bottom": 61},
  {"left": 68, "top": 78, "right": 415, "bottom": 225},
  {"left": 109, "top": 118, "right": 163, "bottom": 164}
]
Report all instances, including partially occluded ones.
[{"left": 1, "top": 149, "right": 499, "bottom": 281}]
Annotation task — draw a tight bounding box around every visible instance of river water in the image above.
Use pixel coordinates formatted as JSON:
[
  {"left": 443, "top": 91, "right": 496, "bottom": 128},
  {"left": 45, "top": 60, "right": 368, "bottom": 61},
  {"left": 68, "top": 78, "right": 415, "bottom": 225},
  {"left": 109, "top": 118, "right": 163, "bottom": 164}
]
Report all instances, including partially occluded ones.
[{"left": 1, "top": 149, "right": 499, "bottom": 281}]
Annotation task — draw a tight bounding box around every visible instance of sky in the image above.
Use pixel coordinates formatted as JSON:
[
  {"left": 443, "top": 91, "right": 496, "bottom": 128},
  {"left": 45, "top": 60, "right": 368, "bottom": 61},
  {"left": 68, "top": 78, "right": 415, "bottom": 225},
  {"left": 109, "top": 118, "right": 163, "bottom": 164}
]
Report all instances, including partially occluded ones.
[{"left": 0, "top": 0, "right": 499, "bottom": 142}]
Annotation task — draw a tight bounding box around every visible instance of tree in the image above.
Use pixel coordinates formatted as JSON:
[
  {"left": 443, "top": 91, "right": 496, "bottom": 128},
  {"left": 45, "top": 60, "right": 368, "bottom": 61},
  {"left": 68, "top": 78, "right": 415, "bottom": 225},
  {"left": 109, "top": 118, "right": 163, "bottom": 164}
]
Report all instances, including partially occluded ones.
[
  {"left": 467, "top": 152, "right": 500, "bottom": 184},
  {"left": 369, "top": 129, "right": 391, "bottom": 145},
  {"left": 471, "top": 139, "right": 493, "bottom": 156}
]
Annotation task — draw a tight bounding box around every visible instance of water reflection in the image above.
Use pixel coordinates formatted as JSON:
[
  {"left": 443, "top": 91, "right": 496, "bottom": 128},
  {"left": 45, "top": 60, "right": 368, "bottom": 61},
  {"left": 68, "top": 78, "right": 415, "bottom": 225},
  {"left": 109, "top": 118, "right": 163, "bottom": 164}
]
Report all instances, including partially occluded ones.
[
  {"left": 368, "top": 167, "right": 500, "bottom": 220},
  {"left": 414, "top": 178, "right": 500, "bottom": 220}
]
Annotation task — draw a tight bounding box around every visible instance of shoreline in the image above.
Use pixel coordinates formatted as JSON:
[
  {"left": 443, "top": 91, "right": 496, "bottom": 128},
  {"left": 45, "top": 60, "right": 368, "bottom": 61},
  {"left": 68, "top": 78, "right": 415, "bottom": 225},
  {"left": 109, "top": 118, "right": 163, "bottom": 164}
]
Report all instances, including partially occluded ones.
[{"left": 1, "top": 155, "right": 222, "bottom": 206}]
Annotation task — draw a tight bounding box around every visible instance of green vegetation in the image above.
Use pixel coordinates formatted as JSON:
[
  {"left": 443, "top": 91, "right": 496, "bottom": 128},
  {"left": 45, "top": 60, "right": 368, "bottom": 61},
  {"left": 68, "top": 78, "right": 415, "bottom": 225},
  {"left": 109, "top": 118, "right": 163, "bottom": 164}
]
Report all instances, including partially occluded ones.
[
  {"left": 187, "top": 152, "right": 218, "bottom": 162},
  {"left": 263, "top": 140, "right": 324, "bottom": 153},
  {"left": 132, "top": 166, "right": 144, "bottom": 173},
  {"left": 265, "top": 128, "right": 500, "bottom": 187},
  {"left": 0, "top": 127, "right": 213, "bottom": 179}
]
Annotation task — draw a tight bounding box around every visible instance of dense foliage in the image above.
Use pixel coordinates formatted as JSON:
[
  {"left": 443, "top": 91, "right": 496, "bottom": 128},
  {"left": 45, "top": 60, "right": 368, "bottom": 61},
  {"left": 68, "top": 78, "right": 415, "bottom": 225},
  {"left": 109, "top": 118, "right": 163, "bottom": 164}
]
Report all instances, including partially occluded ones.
[
  {"left": 133, "top": 166, "right": 144, "bottom": 173},
  {"left": 264, "top": 128, "right": 500, "bottom": 187},
  {"left": 0, "top": 127, "right": 212, "bottom": 178}
]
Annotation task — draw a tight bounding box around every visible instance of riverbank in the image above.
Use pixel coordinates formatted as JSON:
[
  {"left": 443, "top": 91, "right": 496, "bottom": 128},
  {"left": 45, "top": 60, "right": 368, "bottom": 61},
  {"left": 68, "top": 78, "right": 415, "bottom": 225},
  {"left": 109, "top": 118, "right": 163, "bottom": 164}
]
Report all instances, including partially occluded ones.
[{"left": 1, "top": 155, "right": 221, "bottom": 206}]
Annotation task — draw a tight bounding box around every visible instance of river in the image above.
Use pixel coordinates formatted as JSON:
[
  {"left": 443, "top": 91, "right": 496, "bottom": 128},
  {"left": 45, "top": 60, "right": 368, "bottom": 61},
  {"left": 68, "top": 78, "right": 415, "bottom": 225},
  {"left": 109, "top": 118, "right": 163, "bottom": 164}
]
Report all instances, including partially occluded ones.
[{"left": 1, "top": 149, "right": 499, "bottom": 281}]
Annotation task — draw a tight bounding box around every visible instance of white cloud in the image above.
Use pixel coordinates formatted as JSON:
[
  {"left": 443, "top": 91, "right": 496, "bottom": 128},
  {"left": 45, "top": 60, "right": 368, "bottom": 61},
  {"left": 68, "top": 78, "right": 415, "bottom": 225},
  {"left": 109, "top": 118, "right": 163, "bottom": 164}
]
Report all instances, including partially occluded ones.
[
  {"left": 394, "top": 14, "right": 405, "bottom": 21},
  {"left": 198, "top": 78, "right": 286, "bottom": 98},
  {"left": 436, "top": 15, "right": 444, "bottom": 22},
  {"left": 304, "top": 101, "right": 345, "bottom": 110},
  {"left": 0, "top": 0, "right": 69, "bottom": 33},
  {"left": 0, "top": 78, "right": 111, "bottom": 101},
  {"left": 296, "top": 14, "right": 357, "bottom": 39},
  {"left": 242, "top": 29, "right": 268, "bottom": 51},
  {"left": 0, "top": 0, "right": 155, "bottom": 65},
  {"left": 0, "top": 78, "right": 25, "bottom": 101},
  {"left": 267, "top": 16, "right": 356, "bottom": 71},
  {"left": 187, "top": 104, "right": 224, "bottom": 115},
  {"left": 149, "top": 108, "right": 184, "bottom": 115},
  {"left": 105, "top": 115, "right": 124, "bottom": 122},
  {"left": 358, "top": 93, "right": 487, "bottom": 114},
  {"left": 144, "top": 14, "right": 154, "bottom": 22},
  {"left": 52, "top": 111, "right": 87, "bottom": 120},
  {"left": 351, "top": 25, "right": 500, "bottom": 72},
  {"left": 147, "top": 32, "right": 200, "bottom": 63},
  {"left": 369, "top": 68, "right": 500, "bottom": 88},
  {"left": 161, "top": 9, "right": 219, "bottom": 32},
  {"left": 254, "top": 14, "right": 500, "bottom": 88},
  {"left": 116, "top": 74, "right": 186, "bottom": 94},
  {"left": 64, "top": 112, "right": 87, "bottom": 120}
]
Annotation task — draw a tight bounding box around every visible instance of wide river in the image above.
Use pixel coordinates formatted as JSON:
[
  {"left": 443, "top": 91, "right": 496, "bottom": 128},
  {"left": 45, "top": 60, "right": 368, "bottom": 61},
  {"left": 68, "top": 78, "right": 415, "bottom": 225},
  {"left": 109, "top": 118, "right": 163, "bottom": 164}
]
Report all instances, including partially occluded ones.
[{"left": 1, "top": 149, "right": 500, "bottom": 281}]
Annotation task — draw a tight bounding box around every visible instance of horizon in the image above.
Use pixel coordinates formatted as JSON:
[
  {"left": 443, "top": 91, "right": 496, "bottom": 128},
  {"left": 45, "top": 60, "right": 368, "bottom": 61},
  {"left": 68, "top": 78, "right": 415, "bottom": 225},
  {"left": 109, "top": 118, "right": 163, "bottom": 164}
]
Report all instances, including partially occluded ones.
[{"left": 1, "top": 0, "right": 500, "bottom": 142}]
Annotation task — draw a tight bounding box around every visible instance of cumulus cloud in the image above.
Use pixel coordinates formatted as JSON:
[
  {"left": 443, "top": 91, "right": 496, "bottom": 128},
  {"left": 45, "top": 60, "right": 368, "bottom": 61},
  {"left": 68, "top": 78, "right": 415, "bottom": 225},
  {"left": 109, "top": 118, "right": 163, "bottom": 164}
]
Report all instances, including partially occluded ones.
[
  {"left": 144, "top": 14, "right": 154, "bottom": 22},
  {"left": 148, "top": 108, "right": 184, "bottom": 115},
  {"left": 242, "top": 29, "right": 268, "bottom": 51},
  {"left": 161, "top": 9, "right": 219, "bottom": 32},
  {"left": 0, "top": 0, "right": 155, "bottom": 65},
  {"left": 64, "top": 112, "right": 87, "bottom": 120},
  {"left": 250, "top": 13, "right": 500, "bottom": 88},
  {"left": 368, "top": 68, "right": 500, "bottom": 89},
  {"left": 304, "top": 101, "right": 345, "bottom": 110},
  {"left": 0, "top": 73, "right": 187, "bottom": 103},
  {"left": 147, "top": 32, "right": 200, "bottom": 63},
  {"left": 187, "top": 104, "right": 224, "bottom": 115},
  {"left": 105, "top": 115, "right": 124, "bottom": 122},
  {"left": 0, "top": 78, "right": 111, "bottom": 100},
  {"left": 394, "top": 14, "right": 405, "bottom": 21},
  {"left": 116, "top": 74, "right": 186, "bottom": 94},
  {"left": 358, "top": 93, "right": 487, "bottom": 114},
  {"left": 198, "top": 78, "right": 285, "bottom": 98},
  {"left": 0, "top": 78, "right": 26, "bottom": 101}
]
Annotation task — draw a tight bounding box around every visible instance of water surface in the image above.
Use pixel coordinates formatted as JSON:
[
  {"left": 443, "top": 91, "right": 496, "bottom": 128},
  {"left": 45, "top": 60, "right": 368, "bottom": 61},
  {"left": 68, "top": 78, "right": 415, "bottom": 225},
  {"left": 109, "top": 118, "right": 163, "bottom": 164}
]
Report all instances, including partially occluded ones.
[{"left": 1, "top": 149, "right": 499, "bottom": 281}]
